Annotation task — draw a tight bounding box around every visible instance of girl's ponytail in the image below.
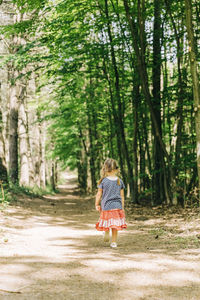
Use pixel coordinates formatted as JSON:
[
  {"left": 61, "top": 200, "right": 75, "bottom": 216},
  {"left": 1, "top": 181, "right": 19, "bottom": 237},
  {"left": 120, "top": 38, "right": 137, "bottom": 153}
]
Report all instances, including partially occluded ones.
[
  {"left": 98, "top": 177, "right": 104, "bottom": 185},
  {"left": 98, "top": 158, "right": 121, "bottom": 186},
  {"left": 98, "top": 166, "right": 106, "bottom": 186}
]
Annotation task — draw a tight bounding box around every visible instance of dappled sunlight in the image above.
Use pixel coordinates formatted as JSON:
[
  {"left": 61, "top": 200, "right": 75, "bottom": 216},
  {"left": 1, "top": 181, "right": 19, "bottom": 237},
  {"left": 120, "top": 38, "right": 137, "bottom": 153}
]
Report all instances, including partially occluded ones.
[
  {"left": 0, "top": 255, "right": 118, "bottom": 299},
  {"left": 1, "top": 177, "right": 200, "bottom": 299},
  {"left": 162, "top": 270, "right": 200, "bottom": 285},
  {"left": 178, "top": 248, "right": 200, "bottom": 258}
]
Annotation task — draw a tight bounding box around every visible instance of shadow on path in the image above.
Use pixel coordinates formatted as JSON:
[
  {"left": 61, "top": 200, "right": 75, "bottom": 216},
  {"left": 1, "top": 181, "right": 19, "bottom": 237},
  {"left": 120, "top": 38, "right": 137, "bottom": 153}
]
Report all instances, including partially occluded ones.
[{"left": 0, "top": 176, "right": 200, "bottom": 300}]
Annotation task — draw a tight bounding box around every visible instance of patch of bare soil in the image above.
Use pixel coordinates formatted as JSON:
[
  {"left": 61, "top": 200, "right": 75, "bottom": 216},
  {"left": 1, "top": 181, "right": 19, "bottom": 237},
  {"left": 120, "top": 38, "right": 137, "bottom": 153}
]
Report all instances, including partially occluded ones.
[{"left": 0, "top": 175, "right": 200, "bottom": 300}]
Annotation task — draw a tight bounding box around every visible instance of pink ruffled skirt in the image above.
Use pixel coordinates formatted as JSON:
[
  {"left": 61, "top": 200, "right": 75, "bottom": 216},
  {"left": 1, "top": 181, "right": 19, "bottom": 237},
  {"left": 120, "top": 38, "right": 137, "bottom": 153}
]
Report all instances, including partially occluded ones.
[{"left": 96, "top": 209, "right": 127, "bottom": 231}]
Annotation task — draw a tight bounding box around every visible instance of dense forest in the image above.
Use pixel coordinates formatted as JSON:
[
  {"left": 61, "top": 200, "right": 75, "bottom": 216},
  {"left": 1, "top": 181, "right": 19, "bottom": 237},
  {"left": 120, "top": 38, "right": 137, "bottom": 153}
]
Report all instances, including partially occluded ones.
[{"left": 0, "top": 0, "right": 199, "bottom": 207}]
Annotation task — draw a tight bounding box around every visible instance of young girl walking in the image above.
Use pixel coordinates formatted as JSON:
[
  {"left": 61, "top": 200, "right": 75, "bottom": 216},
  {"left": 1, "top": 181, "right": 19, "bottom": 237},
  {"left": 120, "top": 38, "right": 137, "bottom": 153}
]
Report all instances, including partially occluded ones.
[{"left": 95, "top": 158, "right": 127, "bottom": 248}]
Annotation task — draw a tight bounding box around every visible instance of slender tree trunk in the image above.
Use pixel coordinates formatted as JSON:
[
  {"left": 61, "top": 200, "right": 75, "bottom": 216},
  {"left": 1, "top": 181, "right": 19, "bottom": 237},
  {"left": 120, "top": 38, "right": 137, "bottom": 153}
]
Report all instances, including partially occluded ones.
[
  {"left": 86, "top": 130, "right": 92, "bottom": 192},
  {"left": 9, "top": 69, "right": 19, "bottom": 184},
  {"left": 142, "top": 107, "right": 152, "bottom": 175},
  {"left": 85, "top": 77, "right": 97, "bottom": 192},
  {"left": 26, "top": 76, "right": 36, "bottom": 187},
  {"left": 0, "top": 112, "right": 8, "bottom": 183},
  {"left": 87, "top": 112, "right": 96, "bottom": 191},
  {"left": 34, "top": 120, "right": 40, "bottom": 187},
  {"left": 8, "top": 11, "right": 22, "bottom": 185},
  {"left": 0, "top": 11, "right": 9, "bottom": 184},
  {"left": 0, "top": 83, "right": 8, "bottom": 183},
  {"left": 138, "top": 129, "right": 145, "bottom": 192},
  {"left": 152, "top": 0, "right": 165, "bottom": 205},
  {"left": 185, "top": 0, "right": 200, "bottom": 200},
  {"left": 50, "top": 160, "right": 56, "bottom": 191},
  {"left": 106, "top": 99, "right": 115, "bottom": 158},
  {"left": 4, "top": 71, "right": 10, "bottom": 173},
  {"left": 77, "top": 128, "right": 88, "bottom": 192},
  {"left": 27, "top": 118, "right": 35, "bottom": 187},
  {"left": 39, "top": 121, "right": 46, "bottom": 188},
  {"left": 54, "top": 160, "right": 58, "bottom": 186},
  {"left": 18, "top": 83, "right": 29, "bottom": 186},
  {"left": 132, "top": 83, "right": 139, "bottom": 203}
]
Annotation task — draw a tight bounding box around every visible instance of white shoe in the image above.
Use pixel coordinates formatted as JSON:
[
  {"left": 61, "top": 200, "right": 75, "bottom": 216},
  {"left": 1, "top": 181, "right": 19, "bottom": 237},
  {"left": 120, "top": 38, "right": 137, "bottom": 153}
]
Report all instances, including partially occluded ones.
[
  {"left": 103, "top": 231, "right": 110, "bottom": 242},
  {"left": 110, "top": 242, "right": 117, "bottom": 248}
]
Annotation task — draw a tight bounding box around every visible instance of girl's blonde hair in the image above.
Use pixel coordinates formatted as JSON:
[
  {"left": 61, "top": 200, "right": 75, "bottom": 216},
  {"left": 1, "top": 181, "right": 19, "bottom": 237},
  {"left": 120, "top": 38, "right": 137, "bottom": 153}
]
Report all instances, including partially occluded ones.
[{"left": 98, "top": 158, "right": 120, "bottom": 186}]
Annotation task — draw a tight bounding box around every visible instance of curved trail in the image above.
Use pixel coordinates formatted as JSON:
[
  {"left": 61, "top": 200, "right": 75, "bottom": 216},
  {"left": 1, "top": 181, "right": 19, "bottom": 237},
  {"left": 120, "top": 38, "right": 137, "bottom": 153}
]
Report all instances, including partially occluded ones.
[{"left": 0, "top": 175, "right": 200, "bottom": 300}]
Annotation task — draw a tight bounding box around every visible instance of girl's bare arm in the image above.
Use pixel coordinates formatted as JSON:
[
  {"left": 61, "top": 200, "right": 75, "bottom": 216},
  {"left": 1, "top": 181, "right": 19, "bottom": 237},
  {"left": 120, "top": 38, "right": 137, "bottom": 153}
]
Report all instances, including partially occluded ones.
[
  {"left": 95, "top": 188, "right": 103, "bottom": 211},
  {"left": 120, "top": 189, "right": 125, "bottom": 209}
]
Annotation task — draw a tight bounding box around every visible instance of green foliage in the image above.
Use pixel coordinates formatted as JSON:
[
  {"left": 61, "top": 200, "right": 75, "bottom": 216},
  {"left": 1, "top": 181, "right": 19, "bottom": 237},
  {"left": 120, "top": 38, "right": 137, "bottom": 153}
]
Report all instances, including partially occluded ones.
[
  {"left": 9, "top": 183, "right": 57, "bottom": 198},
  {"left": 0, "top": 187, "right": 11, "bottom": 205},
  {"left": 12, "top": 0, "right": 47, "bottom": 11},
  {"left": 2, "top": 0, "right": 199, "bottom": 203}
]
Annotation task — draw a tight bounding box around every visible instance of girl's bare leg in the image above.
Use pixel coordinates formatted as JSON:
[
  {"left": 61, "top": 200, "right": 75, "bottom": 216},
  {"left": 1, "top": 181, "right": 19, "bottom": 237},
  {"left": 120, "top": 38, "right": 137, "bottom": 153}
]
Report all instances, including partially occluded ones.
[
  {"left": 104, "top": 230, "right": 110, "bottom": 242},
  {"left": 111, "top": 228, "right": 118, "bottom": 243}
]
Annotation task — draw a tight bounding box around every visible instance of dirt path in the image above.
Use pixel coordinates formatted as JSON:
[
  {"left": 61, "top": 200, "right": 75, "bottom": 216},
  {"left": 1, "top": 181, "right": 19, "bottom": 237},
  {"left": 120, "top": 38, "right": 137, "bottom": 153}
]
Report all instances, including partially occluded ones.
[{"left": 0, "top": 174, "right": 200, "bottom": 300}]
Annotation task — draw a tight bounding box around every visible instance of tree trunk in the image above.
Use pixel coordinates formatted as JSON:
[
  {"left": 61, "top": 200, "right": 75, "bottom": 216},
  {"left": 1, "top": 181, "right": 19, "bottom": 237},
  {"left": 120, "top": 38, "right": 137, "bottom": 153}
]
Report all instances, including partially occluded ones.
[
  {"left": 0, "top": 123, "right": 7, "bottom": 183},
  {"left": 39, "top": 121, "right": 46, "bottom": 188},
  {"left": 185, "top": 0, "right": 200, "bottom": 200},
  {"left": 152, "top": 0, "right": 165, "bottom": 205},
  {"left": 8, "top": 11, "right": 22, "bottom": 185},
  {"left": 138, "top": 127, "right": 145, "bottom": 192},
  {"left": 26, "top": 76, "right": 37, "bottom": 187},
  {"left": 34, "top": 119, "right": 41, "bottom": 187},
  {"left": 50, "top": 160, "right": 56, "bottom": 191},
  {"left": 86, "top": 77, "right": 97, "bottom": 192},
  {"left": 18, "top": 84, "right": 29, "bottom": 186},
  {"left": 9, "top": 69, "right": 19, "bottom": 184},
  {"left": 27, "top": 116, "right": 35, "bottom": 187},
  {"left": 132, "top": 82, "right": 139, "bottom": 203},
  {"left": 78, "top": 125, "right": 88, "bottom": 192},
  {"left": 0, "top": 87, "right": 8, "bottom": 183}
]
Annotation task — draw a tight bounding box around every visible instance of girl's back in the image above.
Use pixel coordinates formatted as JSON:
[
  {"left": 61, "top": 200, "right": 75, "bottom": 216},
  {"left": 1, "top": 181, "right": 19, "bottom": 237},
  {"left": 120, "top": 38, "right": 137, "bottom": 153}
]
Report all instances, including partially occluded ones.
[{"left": 99, "top": 177, "right": 125, "bottom": 211}]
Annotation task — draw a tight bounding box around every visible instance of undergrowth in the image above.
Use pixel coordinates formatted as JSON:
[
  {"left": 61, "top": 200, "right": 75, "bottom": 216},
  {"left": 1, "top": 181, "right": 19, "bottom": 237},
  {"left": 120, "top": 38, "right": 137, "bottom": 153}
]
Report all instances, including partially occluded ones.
[
  {"left": 0, "top": 182, "right": 58, "bottom": 207},
  {"left": 9, "top": 183, "right": 58, "bottom": 197}
]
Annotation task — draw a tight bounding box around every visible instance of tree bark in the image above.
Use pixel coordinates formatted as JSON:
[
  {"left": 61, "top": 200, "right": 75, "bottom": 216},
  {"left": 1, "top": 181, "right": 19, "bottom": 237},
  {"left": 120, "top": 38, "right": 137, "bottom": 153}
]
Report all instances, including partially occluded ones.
[
  {"left": 8, "top": 11, "right": 22, "bottom": 185},
  {"left": 77, "top": 128, "right": 88, "bottom": 192},
  {"left": 86, "top": 79, "right": 97, "bottom": 192},
  {"left": 132, "top": 82, "right": 139, "bottom": 203},
  {"left": 152, "top": 0, "right": 165, "bottom": 205},
  {"left": 0, "top": 86, "right": 8, "bottom": 183},
  {"left": 18, "top": 83, "right": 29, "bottom": 186},
  {"left": 50, "top": 160, "right": 56, "bottom": 191},
  {"left": 9, "top": 69, "right": 19, "bottom": 184},
  {"left": 39, "top": 121, "right": 46, "bottom": 188},
  {"left": 185, "top": 0, "right": 200, "bottom": 200}
]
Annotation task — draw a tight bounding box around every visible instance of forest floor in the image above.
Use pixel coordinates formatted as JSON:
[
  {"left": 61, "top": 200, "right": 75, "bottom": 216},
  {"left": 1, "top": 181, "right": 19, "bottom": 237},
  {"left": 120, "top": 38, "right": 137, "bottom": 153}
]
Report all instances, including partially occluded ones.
[{"left": 0, "top": 174, "right": 200, "bottom": 300}]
